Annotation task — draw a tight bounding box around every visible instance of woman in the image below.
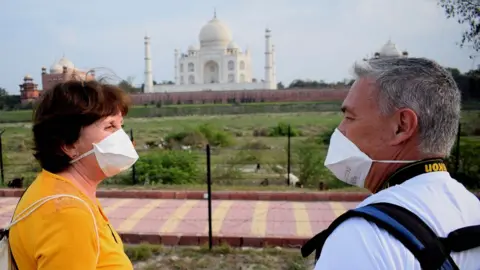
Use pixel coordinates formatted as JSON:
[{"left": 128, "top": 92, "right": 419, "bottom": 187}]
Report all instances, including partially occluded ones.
[{"left": 8, "top": 80, "right": 138, "bottom": 269}]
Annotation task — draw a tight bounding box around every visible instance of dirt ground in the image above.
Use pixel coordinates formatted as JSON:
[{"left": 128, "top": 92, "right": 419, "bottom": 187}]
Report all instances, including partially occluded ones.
[{"left": 126, "top": 244, "right": 315, "bottom": 270}]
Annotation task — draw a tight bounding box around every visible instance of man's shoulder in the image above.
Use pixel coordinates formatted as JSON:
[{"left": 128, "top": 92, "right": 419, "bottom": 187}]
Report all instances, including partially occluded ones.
[{"left": 315, "top": 215, "right": 418, "bottom": 269}]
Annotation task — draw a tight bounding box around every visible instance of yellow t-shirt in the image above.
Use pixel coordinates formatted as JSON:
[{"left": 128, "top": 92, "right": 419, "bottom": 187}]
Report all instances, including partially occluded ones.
[{"left": 8, "top": 170, "right": 133, "bottom": 270}]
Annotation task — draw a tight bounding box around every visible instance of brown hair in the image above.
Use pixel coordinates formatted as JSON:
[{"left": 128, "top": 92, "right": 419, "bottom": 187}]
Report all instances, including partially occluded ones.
[{"left": 32, "top": 80, "right": 130, "bottom": 173}]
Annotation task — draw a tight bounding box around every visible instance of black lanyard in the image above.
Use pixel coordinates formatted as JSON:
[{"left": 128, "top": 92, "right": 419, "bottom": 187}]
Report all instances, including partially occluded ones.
[{"left": 381, "top": 158, "right": 448, "bottom": 190}]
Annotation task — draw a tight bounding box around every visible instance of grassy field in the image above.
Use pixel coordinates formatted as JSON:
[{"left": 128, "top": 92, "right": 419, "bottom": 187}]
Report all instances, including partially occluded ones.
[
  {"left": 0, "top": 101, "right": 343, "bottom": 123},
  {"left": 0, "top": 111, "right": 478, "bottom": 190},
  {"left": 125, "top": 243, "right": 313, "bottom": 270}
]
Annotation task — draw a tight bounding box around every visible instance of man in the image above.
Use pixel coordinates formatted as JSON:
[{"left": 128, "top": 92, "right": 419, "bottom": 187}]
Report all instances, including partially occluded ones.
[{"left": 314, "top": 57, "right": 480, "bottom": 269}]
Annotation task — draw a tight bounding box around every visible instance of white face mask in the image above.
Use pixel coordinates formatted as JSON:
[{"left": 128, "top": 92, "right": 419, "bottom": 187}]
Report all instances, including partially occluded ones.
[
  {"left": 324, "top": 129, "right": 416, "bottom": 188},
  {"left": 70, "top": 129, "right": 139, "bottom": 177}
]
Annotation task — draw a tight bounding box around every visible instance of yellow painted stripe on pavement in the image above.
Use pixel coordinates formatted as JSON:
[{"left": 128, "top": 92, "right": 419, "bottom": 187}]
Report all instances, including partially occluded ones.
[
  {"left": 117, "top": 199, "right": 164, "bottom": 232},
  {"left": 206, "top": 201, "right": 234, "bottom": 234},
  {"left": 0, "top": 205, "right": 15, "bottom": 215},
  {"left": 292, "top": 202, "right": 312, "bottom": 237},
  {"left": 159, "top": 200, "right": 198, "bottom": 233},
  {"left": 329, "top": 202, "right": 347, "bottom": 217},
  {"left": 251, "top": 201, "right": 269, "bottom": 237},
  {"left": 103, "top": 199, "right": 132, "bottom": 215}
]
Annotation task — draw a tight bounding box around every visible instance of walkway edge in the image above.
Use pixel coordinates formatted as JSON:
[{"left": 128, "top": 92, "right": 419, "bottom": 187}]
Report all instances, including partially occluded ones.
[
  {"left": 0, "top": 188, "right": 369, "bottom": 201},
  {"left": 120, "top": 232, "right": 308, "bottom": 249},
  {"left": 1, "top": 189, "right": 478, "bottom": 202}
]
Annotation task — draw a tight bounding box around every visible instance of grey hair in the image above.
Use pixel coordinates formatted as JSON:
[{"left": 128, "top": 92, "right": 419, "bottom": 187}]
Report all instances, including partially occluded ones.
[{"left": 352, "top": 57, "right": 461, "bottom": 156}]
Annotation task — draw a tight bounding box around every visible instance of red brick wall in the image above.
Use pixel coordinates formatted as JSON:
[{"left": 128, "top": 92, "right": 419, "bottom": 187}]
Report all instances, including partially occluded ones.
[
  {"left": 130, "top": 88, "right": 349, "bottom": 105},
  {"left": 41, "top": 71, "right": 95, "bottom": 92}
]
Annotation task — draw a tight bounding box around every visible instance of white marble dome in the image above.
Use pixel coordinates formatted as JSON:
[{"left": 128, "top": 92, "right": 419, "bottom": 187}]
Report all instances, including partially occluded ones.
[
  {"left": 378, "top": 40, "right": 402, "bottom": 57},
  {"left": 199, "top": 18, "right": 232, "bottom": 47}
]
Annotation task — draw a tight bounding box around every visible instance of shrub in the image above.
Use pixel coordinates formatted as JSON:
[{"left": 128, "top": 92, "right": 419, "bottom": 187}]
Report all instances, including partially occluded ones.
[
  {"left": 135, "top": 150, "right": 201, "bottom": 185},
  {"left": 252, "top": 128, "right": 270, "bottom": 137},
  {"left": 241, "top": 140, "right": 271, "bottom": 150},
  {"left": 197, "top": 123, "right": 234, "bottom": 147},
  {"left": 316, "top": 126, "right": 336, "bottom": 145},
  {"left": 446, "top": 138, "right": 480, "bottom": 189},
  {"left": 164, "top": 124, "right": 234, "bottom": 149},
  {"left": 289, "top": 138, "right": 350, "bottom": 189},
  {"left": 268, "top": 122, "right": 300, "bottom": 137}
]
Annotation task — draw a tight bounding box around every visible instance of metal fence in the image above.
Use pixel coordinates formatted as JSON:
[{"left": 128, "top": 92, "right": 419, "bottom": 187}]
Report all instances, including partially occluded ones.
[{"left": 0, "top": 124, "right": 478, "bottom": 189}]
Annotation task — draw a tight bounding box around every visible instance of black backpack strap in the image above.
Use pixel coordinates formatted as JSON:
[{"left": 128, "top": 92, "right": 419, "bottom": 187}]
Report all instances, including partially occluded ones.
[
  {"left": 441, "top": 225, "right": 480, "bottom": 252},
  {"left": 301, "top": 202, "right": 480, "bottom": 270}
]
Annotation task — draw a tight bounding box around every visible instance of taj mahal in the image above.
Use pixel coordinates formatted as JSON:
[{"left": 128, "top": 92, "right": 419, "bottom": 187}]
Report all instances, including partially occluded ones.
[{"left": 143, "top": 12, "right": 277, "bottom": 93}]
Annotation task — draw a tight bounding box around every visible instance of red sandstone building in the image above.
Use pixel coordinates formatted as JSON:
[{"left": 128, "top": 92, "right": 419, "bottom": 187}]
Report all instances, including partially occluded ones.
[{"left": 19, "top": 56, "right": 95, "bottom": 104}]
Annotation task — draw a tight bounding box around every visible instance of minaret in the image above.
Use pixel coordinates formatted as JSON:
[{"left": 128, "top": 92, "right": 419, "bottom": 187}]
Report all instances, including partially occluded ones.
[
  {"left": 144, "top": 36, "right": 154, "bottom": 93},
  {"left": 174, "top": 49, "right": 179, "bottom": 85},
  {"left": 272, "top": 44, "right": 277, "bottom": 88},
  {"left": 264, "top": 28, "right": 273, "bottom": 89}
]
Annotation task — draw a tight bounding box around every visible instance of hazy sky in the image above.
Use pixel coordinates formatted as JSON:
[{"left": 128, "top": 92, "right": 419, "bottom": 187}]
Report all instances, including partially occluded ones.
[{"left": 0, "top": 0, "right": 476, "bottom": 94}]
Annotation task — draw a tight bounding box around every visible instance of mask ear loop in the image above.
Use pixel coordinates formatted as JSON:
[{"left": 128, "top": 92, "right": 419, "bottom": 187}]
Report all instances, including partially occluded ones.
[{"left": 70, "top": 149, "right": 94, "bottom": 164}]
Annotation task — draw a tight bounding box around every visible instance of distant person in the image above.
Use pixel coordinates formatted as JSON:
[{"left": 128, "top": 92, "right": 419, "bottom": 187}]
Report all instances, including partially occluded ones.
[
  {"left": 303, "top": 58, "right": 480, "bottom": 269},
  {"left": 6, "top": 80, "right": 138, "bottom": 269}
]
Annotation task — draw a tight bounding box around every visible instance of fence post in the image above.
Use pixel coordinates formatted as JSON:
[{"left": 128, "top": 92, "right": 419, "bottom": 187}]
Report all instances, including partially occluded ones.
[
  {"left": 130, "top": 129, "right": 137, "bottom": 185},
  {"left": 287, "top": 125, "right": 291, "bottom": 185},
  {"left": 454, "top": 123, "right": 461, "bottom": 177},
  {"left": 206, "top": 144, "right": 213, "bottom": 250},
  {"left": 0, "top": 129, "right": 5, "bottom": 185}
]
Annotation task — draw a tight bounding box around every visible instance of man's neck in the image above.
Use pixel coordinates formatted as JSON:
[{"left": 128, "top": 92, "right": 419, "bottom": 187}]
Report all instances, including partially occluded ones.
[{"left": 366, "top": 147, "right": 443, "bottom": 193}]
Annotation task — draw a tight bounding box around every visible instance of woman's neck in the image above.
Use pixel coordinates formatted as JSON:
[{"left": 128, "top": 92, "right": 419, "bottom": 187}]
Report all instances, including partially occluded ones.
[{"left": 57, "top": 169, "right": 99, "bottom": 202}]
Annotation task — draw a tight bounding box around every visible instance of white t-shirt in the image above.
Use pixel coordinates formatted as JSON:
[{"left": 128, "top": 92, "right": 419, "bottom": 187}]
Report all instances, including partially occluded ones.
[{"left": 314, "top": 171, "right": 480, "bottom": 270}]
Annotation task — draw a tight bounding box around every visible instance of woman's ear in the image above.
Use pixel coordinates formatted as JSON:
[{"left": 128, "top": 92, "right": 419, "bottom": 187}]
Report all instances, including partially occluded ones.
[{"left": 61, "top": 143, "right": 79, "bottom": 159}]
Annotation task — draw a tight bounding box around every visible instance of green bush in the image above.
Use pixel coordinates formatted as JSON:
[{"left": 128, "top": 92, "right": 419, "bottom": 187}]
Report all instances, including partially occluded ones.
[
  {"left": 135, "top": 151, "right": 201, "bottom": 185},
  {"left": 266, "top": 122, "right": 300, "bottom": 137},
  {"left": 164, "top": 124, "right": 234, "bottom": 148},
  {"left": 447, "top": 137, "right": 480, "bottom": 189},
  {"left": 316, "top": 126, "right": 336, "bottom": 145},
  {"left": 290, "top": 138, "right": 350, "bottom": 189},
  {"left": 196, "top": 123, "right": 234, "bottom": 147}
]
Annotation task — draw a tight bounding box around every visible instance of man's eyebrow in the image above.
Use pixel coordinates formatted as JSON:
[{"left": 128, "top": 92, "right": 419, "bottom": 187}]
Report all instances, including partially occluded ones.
[{"left": 341, "top": 105, "right": 356, "bottom": 116}]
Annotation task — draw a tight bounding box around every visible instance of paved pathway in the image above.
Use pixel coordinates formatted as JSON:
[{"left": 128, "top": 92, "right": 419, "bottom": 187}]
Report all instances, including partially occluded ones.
[{"left": 0, "top": 197, "right": 359, "bottom": 239}]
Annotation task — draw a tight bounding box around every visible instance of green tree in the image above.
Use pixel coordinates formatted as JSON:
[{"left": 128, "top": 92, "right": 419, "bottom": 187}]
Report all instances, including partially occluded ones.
[
  {"left": 0, "top": 87, "right": 7, "bottom": 97},
  {"left": 118, "top": 78, "right": 141, "bottom": 93},
  {"left": 438, "top": 0, "right": 480, "bottom": 51}
]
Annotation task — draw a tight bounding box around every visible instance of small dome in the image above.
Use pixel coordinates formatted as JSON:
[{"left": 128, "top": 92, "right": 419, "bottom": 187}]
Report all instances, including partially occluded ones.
[
  {"left": 378, "top": 40, "right": 402, "bottom": 58},
  {"left": 50, "top": 63, "right": 63, "bottom": 74},
  {"left": 24, "top": 74, "right": 32, "bottom": 80},
  {"left": 199, "top": 17, "right": 232, "bottom": 48},
  {"left": 188, "top": 44, "right": 199, "bottom": 51},
  {"left": 49, "top": 56, "right": 75, "bottom": 74},
  {"left": 227, "top": 41, "right": 239, "bottom": 50},
  {"left": 58, "top": 56, "right": 74, "bottom": 69}
]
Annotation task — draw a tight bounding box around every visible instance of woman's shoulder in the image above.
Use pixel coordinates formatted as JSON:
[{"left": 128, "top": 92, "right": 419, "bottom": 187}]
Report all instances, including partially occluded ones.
[{"left": 15, "top": 171, "right": 96, "bottom": 219}]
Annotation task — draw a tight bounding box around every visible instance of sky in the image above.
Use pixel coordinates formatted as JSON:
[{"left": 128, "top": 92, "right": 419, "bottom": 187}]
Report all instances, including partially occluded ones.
[{"left": 0, "top": 0, "right": 477, "bottom": 94}]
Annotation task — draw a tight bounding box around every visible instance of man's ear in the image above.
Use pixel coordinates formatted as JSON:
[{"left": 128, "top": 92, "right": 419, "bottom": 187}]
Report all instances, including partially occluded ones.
[{"left": 391, "top": 108, "right": 418, "bottom": 145}]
